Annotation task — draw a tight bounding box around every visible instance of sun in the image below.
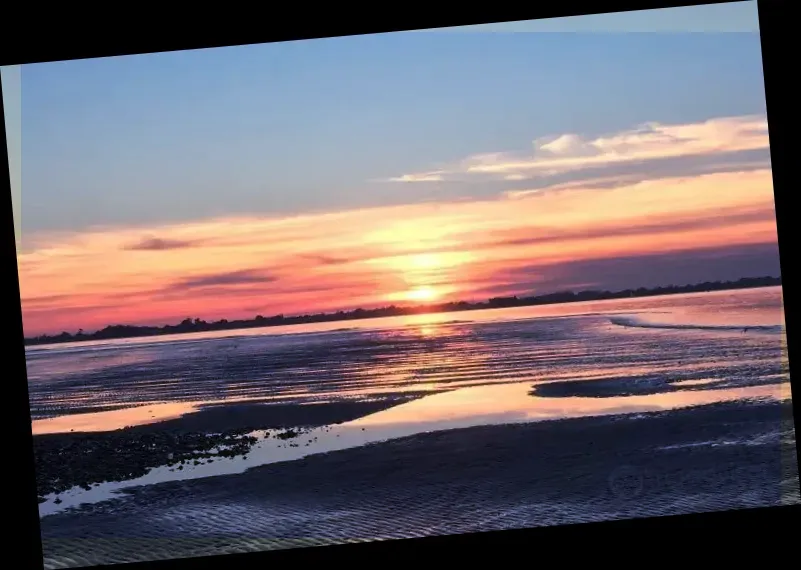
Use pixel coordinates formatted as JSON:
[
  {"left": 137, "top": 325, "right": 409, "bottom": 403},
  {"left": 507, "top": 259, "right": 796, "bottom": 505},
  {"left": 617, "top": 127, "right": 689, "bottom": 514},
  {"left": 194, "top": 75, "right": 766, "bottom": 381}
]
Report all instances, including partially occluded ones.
[{"left": 404, "top": 286, "right": 439, "bottom": 303}]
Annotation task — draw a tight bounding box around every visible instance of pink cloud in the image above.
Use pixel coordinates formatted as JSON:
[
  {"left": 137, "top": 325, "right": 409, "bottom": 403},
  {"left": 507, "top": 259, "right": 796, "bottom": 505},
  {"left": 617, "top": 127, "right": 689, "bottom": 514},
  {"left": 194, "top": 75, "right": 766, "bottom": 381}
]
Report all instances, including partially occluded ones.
[{"left": 18, "top": 116, "right": 779, "bottom": 336}]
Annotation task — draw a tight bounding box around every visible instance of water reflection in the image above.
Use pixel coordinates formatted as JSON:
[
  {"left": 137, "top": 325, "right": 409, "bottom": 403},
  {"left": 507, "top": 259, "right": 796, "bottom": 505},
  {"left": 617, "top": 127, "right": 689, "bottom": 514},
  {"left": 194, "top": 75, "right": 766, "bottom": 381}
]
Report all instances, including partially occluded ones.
[
  {"left": 31, "top": 288, "right": 789, "bottom": 431},
  {"left": 39, "top": 380, "right": 786, "bottom": 517},
  {"left": 32, "top": 287, "right": 792, "bottom": 518},
  {"left": 419, "top": 325, "right": 437, "bottom": 337},
  {"left": 27, "top": 288, "right": 787, "bottom": 420},
  {"left": 670, "top": 378, "right": 720, "bottom": 387},
  {"left": 32, "top": 402, "right": 199, "bottom": 435},
  {"left": 32, "top": 393, "right": 306, "bottom": 435}
]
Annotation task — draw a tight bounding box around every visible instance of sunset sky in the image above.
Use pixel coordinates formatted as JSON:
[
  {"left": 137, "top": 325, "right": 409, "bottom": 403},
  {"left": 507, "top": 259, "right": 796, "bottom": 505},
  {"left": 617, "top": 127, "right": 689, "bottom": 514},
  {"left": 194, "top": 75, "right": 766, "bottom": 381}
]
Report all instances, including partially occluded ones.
[{"left": 13, "top": 4, "right": 780, "bottom": 337}]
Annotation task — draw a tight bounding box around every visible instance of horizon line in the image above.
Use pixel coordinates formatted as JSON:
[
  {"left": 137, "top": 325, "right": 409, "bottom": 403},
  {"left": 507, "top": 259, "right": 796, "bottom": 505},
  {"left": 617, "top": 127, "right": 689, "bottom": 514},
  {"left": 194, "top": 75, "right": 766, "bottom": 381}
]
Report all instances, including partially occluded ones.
[{"left": 24, "top": 275, "right": 782, "bottom": 342}]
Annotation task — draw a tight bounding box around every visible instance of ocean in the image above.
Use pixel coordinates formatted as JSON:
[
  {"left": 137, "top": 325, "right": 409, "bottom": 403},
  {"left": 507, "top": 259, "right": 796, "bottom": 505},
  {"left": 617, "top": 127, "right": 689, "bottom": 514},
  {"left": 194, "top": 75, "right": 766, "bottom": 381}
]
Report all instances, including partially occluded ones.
[
  {"left": 27, "top": 286, "right": 789, "bottom": 424},
  {"left": 28, "top": 286, "right": 799, "bottom": 568}
]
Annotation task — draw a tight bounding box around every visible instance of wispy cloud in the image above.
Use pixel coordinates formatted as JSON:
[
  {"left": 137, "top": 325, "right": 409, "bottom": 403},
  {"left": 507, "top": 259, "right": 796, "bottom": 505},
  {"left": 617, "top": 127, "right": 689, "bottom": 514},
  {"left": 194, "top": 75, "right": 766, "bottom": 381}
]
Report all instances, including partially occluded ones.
[
  {"left": 478, "top": 205, "right": 777, "bottom": 251},
  {"left": 123, "top": 236, "right": 200, "bottom": 251},
  {"left": 17, "top": 115, "right": 779, "bottom": 336},
  {"left": 386, "top": 171, "right": 446, "bottom": 183},
  {"left": 168, "top": 269, "right": 279, "bottom": 290},
  {"left": 386, "top": 115, "right": 769, "bottom": 185},
  {"left": 298, "top": 253, "right": 363, "bottom": 266},
  {"left": 467, "top": 242, "right": 781, "bottom": 301}
]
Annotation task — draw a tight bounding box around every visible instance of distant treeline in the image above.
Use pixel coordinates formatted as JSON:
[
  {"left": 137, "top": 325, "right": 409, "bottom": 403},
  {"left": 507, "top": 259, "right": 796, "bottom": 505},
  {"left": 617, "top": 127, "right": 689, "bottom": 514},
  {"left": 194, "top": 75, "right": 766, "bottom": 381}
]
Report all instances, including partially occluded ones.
[{"left": 24, "top": 276, "right": 781, "bottom": 346}]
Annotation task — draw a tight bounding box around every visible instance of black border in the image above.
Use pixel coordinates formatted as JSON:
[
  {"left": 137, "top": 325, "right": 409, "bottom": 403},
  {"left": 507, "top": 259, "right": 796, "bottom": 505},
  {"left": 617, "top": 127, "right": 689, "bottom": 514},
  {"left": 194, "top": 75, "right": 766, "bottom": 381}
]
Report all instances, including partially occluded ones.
[
  {"left": 0, "top": 0, "right": 744, "bottom": 66},
  {"left": 2, "top": 1, "right": 798, "bottom": 568}
]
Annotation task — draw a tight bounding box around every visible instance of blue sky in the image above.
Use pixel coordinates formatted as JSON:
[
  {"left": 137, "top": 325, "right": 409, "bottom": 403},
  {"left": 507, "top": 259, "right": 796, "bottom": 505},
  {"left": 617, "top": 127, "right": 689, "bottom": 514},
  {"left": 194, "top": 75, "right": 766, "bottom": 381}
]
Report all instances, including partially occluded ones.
[{"left": 17, "top": 6, "right": 766, "bottom": 238}]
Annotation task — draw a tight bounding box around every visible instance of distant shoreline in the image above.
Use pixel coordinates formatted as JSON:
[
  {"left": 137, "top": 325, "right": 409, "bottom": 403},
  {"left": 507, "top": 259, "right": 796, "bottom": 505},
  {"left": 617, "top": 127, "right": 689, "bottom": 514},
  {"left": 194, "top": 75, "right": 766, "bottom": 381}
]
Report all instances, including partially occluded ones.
[{"left": 24, "top": 276, "right": 781, "bottom": 347}]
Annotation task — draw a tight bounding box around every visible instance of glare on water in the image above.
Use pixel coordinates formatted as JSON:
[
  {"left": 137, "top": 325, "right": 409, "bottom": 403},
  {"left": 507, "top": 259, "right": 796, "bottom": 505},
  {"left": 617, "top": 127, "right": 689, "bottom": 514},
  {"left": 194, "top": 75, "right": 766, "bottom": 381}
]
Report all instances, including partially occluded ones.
[{"left": 29, "top": 287, "right": 792, "bottom": 517}]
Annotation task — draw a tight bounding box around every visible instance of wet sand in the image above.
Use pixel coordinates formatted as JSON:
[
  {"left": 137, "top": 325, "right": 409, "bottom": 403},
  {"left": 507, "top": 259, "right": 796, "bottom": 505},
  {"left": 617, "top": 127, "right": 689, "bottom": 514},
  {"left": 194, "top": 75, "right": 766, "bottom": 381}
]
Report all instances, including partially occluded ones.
[
  {"left": 39, "top": 399, "right": 800, "bottom": 569},
  {"left": 33, "top": 396, "right": 422, "bottom": 500}
]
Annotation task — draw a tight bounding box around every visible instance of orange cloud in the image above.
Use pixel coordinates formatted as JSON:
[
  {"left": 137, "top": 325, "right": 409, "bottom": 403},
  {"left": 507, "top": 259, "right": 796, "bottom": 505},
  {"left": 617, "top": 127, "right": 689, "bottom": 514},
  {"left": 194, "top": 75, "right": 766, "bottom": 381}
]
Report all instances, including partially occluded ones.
[{"left": 18, "top": 117, "right": 780, "bottom": 337}]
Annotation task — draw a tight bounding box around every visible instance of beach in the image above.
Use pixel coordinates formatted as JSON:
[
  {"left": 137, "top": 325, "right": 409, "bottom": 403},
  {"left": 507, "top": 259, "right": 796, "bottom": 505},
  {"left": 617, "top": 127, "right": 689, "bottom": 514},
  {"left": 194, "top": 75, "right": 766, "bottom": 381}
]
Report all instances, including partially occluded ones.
[
  {"left": 27, "top": 287, "right": 800, "bottom": 568},
  {"left": 37, "top": 399, "right": 798, "bottom": 568}
]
